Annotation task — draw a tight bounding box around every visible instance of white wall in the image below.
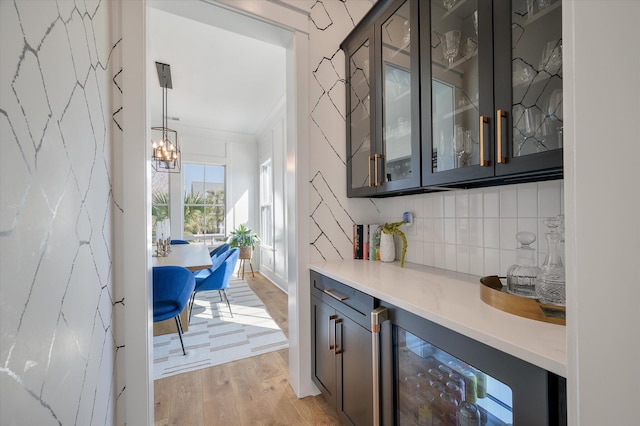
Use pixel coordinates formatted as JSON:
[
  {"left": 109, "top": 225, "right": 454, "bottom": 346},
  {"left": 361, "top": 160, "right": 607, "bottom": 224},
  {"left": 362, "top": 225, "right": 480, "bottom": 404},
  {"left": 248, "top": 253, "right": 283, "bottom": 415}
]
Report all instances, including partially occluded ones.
[
  {"left": 564, "top": 1, "right": 640, "bottom": 424},
  {"left": 258, "top": 99, "right": 288, "bottom": 290}
]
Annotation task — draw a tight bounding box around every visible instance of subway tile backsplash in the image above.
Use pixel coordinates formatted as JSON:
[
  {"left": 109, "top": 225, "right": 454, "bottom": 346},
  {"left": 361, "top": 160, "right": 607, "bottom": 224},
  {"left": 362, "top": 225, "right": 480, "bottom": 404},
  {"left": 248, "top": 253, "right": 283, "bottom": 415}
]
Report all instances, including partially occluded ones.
[{"left": 378, "top": 180, "right": 563, "bottom": 277}]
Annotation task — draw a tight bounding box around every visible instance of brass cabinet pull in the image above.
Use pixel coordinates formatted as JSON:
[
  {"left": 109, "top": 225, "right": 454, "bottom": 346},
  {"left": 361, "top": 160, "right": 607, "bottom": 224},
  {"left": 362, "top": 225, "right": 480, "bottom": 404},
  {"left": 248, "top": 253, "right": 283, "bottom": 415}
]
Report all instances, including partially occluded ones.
[
  {"left": 368, "top": 156, "right": 375, "bottom": 187},
  {"left": 371, "top": 307, "right": 389, "bottom": 426},
  {"left": 328, "top": 314, "right": 337, "bottom": 350},
  {"left": 374, "top": 153, "right": 383, "bottom": 186},
  {"left": 323, "top": 288, "right": 348, "bottom": 301},
  {"left": 497, "top": 109, "right": 507, "bottom": 163},
  {"left": 334, "top": 318, "right": 343, "bottom": 355},
  {"left": 479, "top": 115, "right": 490, "bottom": 166}
]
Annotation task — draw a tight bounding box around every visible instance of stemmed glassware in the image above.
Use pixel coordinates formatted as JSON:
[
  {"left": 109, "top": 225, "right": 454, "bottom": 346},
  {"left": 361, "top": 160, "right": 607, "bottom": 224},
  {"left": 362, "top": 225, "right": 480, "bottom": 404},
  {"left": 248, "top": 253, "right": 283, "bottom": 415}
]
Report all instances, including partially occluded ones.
[
  {"left": 546, "top": 89, "right": 563, "bottom": 149},
  {"left": 442, "top": 30, "right": 461, "bottom": 66},
  {"left": 539, "top": 40, "right": 562, "bottom": 74},
  {"left": 454, "top": 125, "right": 474, "bottom": 167},
  {"left": 514, "top": 106, "right": 542, "bottom": 155},
  {"left": 443, "top": 0, "right": 457, "bottom": 10}
]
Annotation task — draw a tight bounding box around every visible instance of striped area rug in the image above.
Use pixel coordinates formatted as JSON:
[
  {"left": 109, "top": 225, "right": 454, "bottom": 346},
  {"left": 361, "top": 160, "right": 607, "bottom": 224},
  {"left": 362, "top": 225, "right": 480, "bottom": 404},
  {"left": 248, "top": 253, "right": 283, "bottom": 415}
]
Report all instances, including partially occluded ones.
[{"left": 153, "top": 278, "right": 289, "bottom": 380}]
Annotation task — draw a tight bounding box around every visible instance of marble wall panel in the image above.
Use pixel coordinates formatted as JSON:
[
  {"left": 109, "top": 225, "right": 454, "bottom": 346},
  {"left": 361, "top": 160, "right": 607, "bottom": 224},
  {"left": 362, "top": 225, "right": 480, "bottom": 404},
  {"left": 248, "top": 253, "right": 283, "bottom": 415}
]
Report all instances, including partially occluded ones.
[{"left": 0, "top": 1, "right": 121, "bottom": 424}]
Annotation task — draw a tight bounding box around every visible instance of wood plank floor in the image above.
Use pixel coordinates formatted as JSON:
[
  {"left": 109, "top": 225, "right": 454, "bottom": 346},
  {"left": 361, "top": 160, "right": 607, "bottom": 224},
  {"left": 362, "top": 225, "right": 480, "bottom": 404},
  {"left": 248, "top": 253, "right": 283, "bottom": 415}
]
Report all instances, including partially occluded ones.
[{"left": 154, "top": 273, "right": 343, "bottom": 425}]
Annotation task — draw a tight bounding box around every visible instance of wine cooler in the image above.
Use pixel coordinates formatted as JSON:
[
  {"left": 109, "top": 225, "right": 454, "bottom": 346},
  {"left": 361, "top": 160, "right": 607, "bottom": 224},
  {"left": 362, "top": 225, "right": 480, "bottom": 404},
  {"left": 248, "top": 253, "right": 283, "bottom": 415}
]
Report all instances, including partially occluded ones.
[{"left": 373, "top": 302, "right": 566, "bottom": 426}]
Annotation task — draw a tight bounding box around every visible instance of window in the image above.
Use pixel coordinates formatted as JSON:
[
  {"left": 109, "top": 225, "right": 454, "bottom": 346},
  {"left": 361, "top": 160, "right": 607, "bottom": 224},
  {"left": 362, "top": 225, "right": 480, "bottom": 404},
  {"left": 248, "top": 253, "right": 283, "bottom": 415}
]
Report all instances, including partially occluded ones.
[
  {"left": 260, "top": 160, "right": 273, "bottom": 247},
  {"left": 151, "top": 170, "right": 169, "bottom": 240},
  {"left": 183, "top": 163, "right": 225, "bottom": 245}
]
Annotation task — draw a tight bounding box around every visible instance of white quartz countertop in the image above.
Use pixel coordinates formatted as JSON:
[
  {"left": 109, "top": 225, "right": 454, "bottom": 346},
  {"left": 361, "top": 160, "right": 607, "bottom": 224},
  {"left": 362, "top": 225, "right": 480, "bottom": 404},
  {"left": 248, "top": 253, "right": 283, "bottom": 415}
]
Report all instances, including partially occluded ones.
[{"left": 309, "top": 260, "right": 567, "bottom": 377}]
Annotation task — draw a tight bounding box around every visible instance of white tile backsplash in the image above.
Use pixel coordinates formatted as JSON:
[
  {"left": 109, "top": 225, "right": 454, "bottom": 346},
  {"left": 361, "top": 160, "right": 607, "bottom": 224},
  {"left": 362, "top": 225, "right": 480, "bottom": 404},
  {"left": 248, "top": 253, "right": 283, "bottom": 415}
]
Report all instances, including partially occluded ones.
[
  {"left": 444, "top": 193, "right": 456, "bottom": 217},
  {"left": 517, "top": 184, "right": 538, "bottom": 217},
  {"left": 483, "top": 189, "right": 500, "bottom": 218},
  {"left": 484, "top": 218, "right": 501, "bottom": 249},
  {"left": 469, "top": 191, "right": 483, "bottom": 217},
  {"left": 456, "top": 192, "right": 469, "bottom": 218},
  {"left": 500, "top": 187, "right": 518, "bottom": 217},
  {"left": 378, "top": 180, "right": 563, "bottom": 276},
  {"left": 500, "top": 218, "right": 518, "bottom": 250},
  {"left": 456, "top": 218, "right": 470, "bottom": 246},
  {"left": 444, "top": 218, "right": 457, "bottom": 245}
]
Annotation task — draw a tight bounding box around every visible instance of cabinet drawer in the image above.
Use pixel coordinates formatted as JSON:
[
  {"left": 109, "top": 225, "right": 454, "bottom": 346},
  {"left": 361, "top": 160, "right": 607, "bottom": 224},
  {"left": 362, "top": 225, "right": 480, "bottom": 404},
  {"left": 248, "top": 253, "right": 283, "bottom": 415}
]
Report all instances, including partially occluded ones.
[{"left": 311, "top": 271, "right": 375, "bottom": 318}]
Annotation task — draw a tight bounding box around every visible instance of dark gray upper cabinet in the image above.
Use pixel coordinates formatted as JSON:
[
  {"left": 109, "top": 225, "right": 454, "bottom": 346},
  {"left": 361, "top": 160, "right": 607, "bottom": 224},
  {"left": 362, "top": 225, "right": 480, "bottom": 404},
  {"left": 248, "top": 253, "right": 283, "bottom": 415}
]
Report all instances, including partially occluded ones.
[
  {"left": 422, "top": 0, "right": 563, "bottom": 187},
  {"left": 343, "top": 0, "right": 563, "bottom": 197},
  {"left": 343, "top": 0, "right": 421, "bottom": 197}
]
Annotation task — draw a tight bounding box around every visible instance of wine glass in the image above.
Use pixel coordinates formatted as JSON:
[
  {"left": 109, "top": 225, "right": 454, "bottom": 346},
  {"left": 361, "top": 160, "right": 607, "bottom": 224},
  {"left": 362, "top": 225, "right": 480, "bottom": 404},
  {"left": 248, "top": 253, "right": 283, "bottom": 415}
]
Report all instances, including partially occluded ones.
[
  {"left": 539, "top": 40, "right": 562, "bottom": 74},
  {"left": 442, "top": 30, "right": 461, "bottom": 66},
  {"left": 473, "top": 10, "right": 478, "bottom": 36},
  {"left": 515, "top": 107, "right": 540, "bottom": 155},
  {"left": 443, "top": 0, "right": 457, "bottom": 10},
  {"left": 546, "top": 89, "right": 563, "bottom": 149},
  {"left": 454, "top": 124, "right": 465, "bottom": 167},
  {"left": 463, "top": 129, "right": 474, "bottom": 166},
  {"left": 547, "top": 89, "right": 563, "bottom": 121}
]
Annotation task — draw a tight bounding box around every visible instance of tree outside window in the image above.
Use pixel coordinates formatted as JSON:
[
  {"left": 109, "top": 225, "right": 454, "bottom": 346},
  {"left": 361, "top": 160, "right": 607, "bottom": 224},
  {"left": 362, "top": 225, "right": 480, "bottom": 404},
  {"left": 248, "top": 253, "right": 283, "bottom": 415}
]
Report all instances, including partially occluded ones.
[{"left": 183, "top": 163, "right": 225, "bottom": 245}]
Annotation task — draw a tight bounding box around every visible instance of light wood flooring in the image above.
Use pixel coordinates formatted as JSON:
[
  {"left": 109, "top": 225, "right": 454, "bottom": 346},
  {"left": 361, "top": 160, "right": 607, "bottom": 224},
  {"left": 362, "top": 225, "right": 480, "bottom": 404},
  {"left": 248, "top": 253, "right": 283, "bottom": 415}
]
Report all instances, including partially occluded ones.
[{"left": 154, "top": 273, "right": 343, "bottom": 425}]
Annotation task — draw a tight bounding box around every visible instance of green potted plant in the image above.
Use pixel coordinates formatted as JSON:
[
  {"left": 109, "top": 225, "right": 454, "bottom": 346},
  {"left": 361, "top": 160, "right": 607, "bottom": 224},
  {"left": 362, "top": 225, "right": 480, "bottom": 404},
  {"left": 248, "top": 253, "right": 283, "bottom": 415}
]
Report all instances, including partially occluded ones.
[
  {"left": 380, "top": 220, "right": 408, "bottom": 267},
  {"left": 227, "top": 224, "right": 261, "bottom": 259}
]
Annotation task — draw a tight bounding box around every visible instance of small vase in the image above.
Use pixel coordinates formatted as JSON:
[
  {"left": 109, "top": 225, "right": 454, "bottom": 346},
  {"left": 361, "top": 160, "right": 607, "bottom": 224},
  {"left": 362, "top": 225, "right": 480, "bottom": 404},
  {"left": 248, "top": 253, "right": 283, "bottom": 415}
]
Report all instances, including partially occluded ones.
[{"left": 379, "top": 232, "right": 395, "bottom": 262}]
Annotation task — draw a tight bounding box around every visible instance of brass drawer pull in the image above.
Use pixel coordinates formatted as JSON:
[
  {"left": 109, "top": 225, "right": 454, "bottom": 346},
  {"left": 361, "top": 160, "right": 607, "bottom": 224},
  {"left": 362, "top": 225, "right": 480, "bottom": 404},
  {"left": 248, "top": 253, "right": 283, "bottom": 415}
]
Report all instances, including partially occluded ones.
[{"left": 323, "top": 289, "right": 348, "bottom": 301}]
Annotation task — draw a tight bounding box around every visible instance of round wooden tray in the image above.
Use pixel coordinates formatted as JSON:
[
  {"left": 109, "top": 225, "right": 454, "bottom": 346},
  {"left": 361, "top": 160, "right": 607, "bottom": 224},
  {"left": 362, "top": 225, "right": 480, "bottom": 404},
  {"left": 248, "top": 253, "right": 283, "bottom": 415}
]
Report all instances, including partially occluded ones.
[{"left": 479, "top": 276, "right": 565, "bottom": 326}]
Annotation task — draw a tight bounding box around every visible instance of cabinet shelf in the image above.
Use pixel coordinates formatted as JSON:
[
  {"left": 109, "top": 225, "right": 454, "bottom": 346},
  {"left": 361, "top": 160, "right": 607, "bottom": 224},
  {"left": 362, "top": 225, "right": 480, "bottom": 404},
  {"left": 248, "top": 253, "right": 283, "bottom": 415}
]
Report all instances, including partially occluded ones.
[
  {"left": 440, "top": 0, "right": 475, "bottom": 21},
  {"left": 432, "top": 49, "right": 477, "bottom": 77},
  {"left": 522, "top": 1, "right": 561, "bottom": 27},
  {"left": 442, "top": 102, "right": 478, "bottom": 119}
]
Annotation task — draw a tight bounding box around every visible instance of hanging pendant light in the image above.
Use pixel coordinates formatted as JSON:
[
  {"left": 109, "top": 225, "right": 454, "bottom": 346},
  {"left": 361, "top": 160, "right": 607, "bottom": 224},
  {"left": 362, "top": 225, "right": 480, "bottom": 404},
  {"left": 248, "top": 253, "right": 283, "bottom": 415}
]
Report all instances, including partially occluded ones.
[{"left": 151, "top": 62, "right": 180, "bottom": 172}]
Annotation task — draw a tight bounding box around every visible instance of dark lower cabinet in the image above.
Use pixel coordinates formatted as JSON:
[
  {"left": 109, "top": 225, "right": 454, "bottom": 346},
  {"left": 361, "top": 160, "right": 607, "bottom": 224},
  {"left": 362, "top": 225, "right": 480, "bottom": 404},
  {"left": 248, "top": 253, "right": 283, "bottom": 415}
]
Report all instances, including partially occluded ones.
[
  {"left": 311, "top": 272, "right": 375, "bottom": 425},
  {"left": 311, "top": 270, "right": 567, "bottom": 425}
]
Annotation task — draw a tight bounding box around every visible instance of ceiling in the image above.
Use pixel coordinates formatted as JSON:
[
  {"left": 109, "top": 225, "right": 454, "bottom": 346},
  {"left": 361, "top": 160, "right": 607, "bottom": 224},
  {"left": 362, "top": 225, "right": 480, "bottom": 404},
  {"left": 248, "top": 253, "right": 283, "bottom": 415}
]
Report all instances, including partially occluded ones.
[{"left": 147, "top": 1, "right": 287, "bottom": 135}]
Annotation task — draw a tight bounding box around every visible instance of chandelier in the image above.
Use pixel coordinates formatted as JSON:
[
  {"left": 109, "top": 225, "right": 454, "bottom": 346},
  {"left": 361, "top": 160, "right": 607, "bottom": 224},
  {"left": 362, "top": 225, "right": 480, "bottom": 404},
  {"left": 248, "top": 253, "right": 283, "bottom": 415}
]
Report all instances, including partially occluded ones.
[{"left": 151, "top": 62, "right": 180, "bottom": 172}]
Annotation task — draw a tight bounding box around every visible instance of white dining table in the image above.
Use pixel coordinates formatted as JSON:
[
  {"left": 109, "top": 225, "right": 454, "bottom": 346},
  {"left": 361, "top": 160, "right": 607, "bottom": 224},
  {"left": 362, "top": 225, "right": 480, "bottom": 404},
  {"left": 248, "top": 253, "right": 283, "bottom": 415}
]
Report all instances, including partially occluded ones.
[{"left": 152, "top": 242, "right": 212, "bottom": 272}]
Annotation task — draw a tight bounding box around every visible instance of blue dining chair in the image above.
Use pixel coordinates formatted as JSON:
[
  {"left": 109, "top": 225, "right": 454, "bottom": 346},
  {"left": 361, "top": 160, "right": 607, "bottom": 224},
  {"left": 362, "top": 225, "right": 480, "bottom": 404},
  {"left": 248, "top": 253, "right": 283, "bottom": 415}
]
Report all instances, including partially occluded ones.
[
  {"left": 189, "top": 247, "right": 240, "bottom": 322},
  {"left": 170, "top": 239, "right": 190, "bottom": 245},
  {"left": 193, "top": 243, "right": 229, "bottom": 283},
  {"left": 209, "top": 242, "right": 229, "bottom": 258},
  {"left": 153, "top": 266, "right": 195, "bottom": 356}
]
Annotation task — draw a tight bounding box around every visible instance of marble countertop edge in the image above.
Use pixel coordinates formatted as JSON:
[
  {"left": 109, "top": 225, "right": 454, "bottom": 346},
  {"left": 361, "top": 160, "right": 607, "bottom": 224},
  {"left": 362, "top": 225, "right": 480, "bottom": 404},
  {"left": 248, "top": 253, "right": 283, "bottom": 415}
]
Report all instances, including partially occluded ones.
[{"left": 309, "top": 259, "right": 567, "bottom": 377}]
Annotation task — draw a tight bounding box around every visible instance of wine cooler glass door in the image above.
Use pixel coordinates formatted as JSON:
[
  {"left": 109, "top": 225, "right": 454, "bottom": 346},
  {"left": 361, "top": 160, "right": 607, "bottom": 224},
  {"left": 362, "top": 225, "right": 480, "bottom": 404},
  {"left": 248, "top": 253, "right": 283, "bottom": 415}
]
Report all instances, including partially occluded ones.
[{"left": 395, "top": 327, "right": 514, "bottom": 426}]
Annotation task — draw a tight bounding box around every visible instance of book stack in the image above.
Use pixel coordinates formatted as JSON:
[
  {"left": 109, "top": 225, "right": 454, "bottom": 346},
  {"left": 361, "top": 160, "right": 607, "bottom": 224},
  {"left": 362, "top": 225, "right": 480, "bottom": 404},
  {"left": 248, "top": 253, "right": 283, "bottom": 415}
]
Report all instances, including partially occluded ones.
[{"left": 353, "top": 224, "right": 382, "bottom": 260}]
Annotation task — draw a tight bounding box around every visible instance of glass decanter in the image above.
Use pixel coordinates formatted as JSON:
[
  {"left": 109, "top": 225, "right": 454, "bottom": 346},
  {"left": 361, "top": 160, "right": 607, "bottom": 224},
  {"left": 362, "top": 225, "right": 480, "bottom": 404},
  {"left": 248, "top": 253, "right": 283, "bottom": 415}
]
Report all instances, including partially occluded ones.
[
  {"left": 506, "top": 232, "right": 540, "bottom": 298},
  {"left": 536, "top": 217, "right": 566, "bottom": 305}
]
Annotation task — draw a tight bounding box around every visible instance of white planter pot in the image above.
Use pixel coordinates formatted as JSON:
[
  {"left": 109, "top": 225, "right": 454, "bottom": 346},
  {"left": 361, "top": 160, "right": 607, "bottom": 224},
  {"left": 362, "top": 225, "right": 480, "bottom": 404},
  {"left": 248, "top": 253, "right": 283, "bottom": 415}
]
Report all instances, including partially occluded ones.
[{"left": 379, "top": 232, "right": 395, "bottom": 262}]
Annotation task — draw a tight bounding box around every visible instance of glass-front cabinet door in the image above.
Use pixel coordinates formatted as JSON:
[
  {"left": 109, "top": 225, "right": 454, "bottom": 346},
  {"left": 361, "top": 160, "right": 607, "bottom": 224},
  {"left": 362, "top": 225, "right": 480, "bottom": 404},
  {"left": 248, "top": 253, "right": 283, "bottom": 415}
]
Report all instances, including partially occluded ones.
[
  {"left": 422, "top": 0, "right": 563, "bottom": 186},
  {"left": 344, "top": 0, "right": 421, "bottom": 197},
  {"left": 346, "top": 28, "right": 375, "bottom": 197},
  {"left": 375, "top": 0, "right": 421, "bottom": 193},
  {"left": 494, "top": 0, "right": 563, "bottom": 176},
  {"left": 422, "top": 0, "right": 495, "bottom": 185}
]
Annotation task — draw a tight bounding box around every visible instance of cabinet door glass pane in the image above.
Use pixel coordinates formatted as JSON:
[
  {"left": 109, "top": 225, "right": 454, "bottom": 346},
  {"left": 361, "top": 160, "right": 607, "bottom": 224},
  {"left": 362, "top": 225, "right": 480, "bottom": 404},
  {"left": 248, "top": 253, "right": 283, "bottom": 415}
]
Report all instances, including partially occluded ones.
[
  {"left": 382, "top": 1, "right": 413, "bottom": 183},
  {"left": 396, "top": 328, "right": 513, "bottom": 426},
  {"left": 511, "top": 0, "right": 562, "bottom": 157},
  {"left": 431, "top": 0, "right": 480, "bottom": 173},
  {"left": 349, "top": 41, "right": 371, "bottom": 190}
]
